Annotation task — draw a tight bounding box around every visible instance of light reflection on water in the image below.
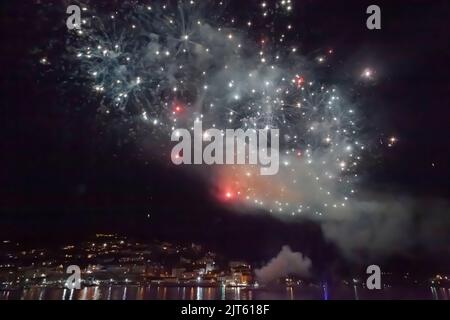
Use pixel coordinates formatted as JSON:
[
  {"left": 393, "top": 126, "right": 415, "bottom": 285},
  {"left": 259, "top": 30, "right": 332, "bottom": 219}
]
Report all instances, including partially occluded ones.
[{"left": 0, "top": 285, "right": 449, "bottom": 300}]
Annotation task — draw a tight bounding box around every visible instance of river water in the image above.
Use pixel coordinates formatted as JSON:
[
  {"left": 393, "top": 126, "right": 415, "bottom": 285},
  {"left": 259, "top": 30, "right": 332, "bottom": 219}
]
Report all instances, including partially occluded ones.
[{"left": 1, "top": 285, "right": 449, "bottom": 300}]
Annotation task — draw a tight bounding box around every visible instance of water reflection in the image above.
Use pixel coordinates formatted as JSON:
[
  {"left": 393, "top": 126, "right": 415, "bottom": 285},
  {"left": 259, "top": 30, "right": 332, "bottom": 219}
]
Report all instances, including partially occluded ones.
[
  {"left": 1, "top": 285, "right": 448, "bottom": 300},
  {"left": 353, "top": 285, "right": 359, "bottom": 300}
]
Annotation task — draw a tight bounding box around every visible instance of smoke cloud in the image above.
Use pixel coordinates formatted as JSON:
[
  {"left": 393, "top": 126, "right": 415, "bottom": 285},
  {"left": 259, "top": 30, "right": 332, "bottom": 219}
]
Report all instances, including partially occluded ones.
[
  {"left": 255, "top": 246, "right": 312, "bottom": 284},
  {"left": 214, "top": 158, "right": 450, "bottom": 261},
  {"left": 320, "top": 196, "right": 450, "bottom": 259}
]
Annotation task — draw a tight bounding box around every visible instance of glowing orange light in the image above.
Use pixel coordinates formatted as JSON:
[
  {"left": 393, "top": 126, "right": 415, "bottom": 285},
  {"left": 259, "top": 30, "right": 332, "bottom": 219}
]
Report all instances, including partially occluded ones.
[
  {"left": 172, "top": 100, "right": 185, "bottom": 114},
  {"left": 295, "top": 75, "right": 305, "bottom": 88}
]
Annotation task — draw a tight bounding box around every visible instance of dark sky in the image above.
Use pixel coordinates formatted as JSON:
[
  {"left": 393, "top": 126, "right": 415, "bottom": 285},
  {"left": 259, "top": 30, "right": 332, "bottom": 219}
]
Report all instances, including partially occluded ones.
[{"left": 0, "top": 0, "right": 449, "bottom": 270}]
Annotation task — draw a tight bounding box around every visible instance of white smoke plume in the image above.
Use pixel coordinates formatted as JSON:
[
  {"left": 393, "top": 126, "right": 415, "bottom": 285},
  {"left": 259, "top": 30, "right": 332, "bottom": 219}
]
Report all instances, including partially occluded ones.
[
  {"left": 255, "top": 246, "right": 312, "bottom": 284},
  {"left": 320, "top": 195, "right": 450, "bottom": 259}
]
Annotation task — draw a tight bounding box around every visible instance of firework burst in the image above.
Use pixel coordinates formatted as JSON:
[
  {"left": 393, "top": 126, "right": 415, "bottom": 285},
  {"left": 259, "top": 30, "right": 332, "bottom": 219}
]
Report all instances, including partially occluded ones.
[{"left": 48, "top": 0, "right": 368, "bottom": 218}]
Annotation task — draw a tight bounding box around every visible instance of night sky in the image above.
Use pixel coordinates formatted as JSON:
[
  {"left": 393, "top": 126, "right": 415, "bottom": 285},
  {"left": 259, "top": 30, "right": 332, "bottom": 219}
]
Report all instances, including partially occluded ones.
[{"left": 1, "top": 0, "right": 449, "bottom": 273}]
